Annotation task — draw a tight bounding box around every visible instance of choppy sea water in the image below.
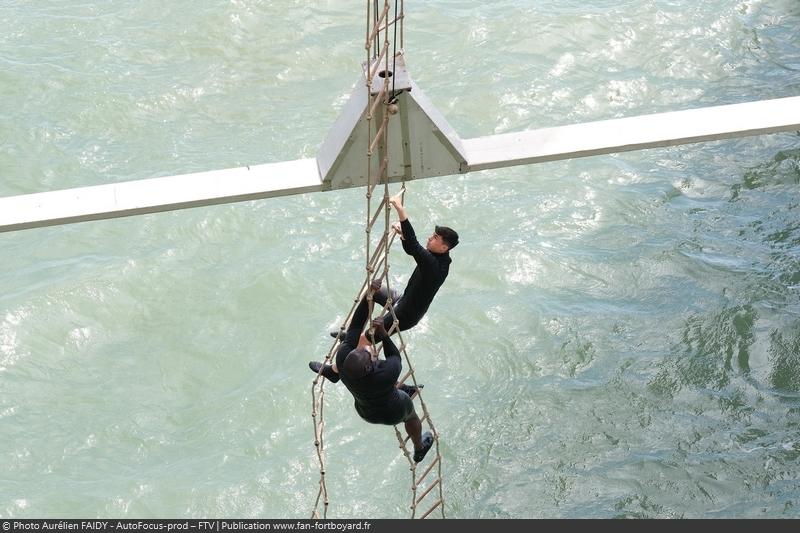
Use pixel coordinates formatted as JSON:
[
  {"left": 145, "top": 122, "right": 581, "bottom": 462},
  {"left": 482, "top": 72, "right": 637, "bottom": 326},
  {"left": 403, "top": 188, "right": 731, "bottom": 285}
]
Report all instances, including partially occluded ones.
[{"left": 1, "top": 0, "right": 800, "bottom": 519}]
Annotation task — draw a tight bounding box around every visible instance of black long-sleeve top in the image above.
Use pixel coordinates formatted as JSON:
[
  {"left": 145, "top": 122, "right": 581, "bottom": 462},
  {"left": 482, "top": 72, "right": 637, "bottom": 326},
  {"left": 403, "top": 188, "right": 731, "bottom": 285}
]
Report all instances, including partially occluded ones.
[
  {"left": 336, "top": 297, "right": 401, "bottom": 410},
  {"left": 396, "top": 218, "right": 451, "bottom": 326}
]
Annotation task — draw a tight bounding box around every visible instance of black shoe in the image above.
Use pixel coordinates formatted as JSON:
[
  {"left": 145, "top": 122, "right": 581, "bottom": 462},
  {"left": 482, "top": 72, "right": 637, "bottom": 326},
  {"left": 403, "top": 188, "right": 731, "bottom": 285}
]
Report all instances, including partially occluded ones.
[
  {"left": 329, "top": 331, "right": 345, "bottom": 341},
  {"left": 414, "top": 432, "right": 434, "bottom": 463},
  {"left": 398, "top": 383, "right": 424, "bottom": 398},
  {"left": 309, "top": 361, "right": 340, "bottom": 383}
]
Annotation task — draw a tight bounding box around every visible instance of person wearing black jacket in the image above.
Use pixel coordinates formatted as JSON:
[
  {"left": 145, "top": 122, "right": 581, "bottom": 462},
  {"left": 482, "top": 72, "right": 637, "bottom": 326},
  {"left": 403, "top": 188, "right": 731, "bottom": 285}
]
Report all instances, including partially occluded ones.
[
  {"left": 309, "top": 284, "right": 434, "bottom": 463},
  {"left": 334, "top": 192, "right": 458, "bottom": 337},
  {"left": 381, "top": 192, "right": 458, "bottom": 333}
]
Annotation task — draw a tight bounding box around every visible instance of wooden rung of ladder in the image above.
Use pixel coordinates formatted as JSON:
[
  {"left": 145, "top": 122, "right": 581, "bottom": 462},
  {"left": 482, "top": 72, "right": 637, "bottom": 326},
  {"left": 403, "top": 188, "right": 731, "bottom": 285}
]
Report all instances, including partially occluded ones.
[
  {"left": 368, "top": 113, "right": 389, "bottom": 155},
  {"left": 370, "top": 14, "right": 404, "bottom": 38},
  {"left": 415, "top": 455, "right": 439, "bottom": 485},
  {"left": 415, "top": 478, "right": 440, "bottom": 505},
  {"left": 367, "top": 158, "right": 389, "bottom": 193},
  {"left": 367, "top": 160, "right": 388, "bottom": 190},
  {"left": 366, "top": 233, "right": 389, "bottom": 273},
  {"left": 367, "top": 201, "right": 387, "bottom": 233},
  {"left": 366, "top": 4, "right": 391, "bottom": 48},
  {"left": 419, "top": 499, "right": 443, "bottom": 519},
  {"left": 367, "top": 86, "right": 386, "bottom": 119},
  {"left": 368, "top": 40, "right": 391, "bottom": 81}
]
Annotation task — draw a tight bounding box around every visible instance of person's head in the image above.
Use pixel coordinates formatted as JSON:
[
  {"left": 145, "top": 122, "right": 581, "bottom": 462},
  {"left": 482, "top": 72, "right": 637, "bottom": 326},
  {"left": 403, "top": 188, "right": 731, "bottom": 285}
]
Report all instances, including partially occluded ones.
[
  {"left": 341, "top": 347, "right": 375, "bottom": 381},
  {"left": 426, "top": 225, "right": 459, "bottom": 253}
]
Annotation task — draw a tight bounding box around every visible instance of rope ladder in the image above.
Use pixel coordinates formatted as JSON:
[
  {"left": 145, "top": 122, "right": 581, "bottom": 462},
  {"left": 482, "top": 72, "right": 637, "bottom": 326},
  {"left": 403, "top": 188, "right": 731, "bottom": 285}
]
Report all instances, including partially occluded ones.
[{"left": 310, "top": 0, "right": 445, "bottom": 519}]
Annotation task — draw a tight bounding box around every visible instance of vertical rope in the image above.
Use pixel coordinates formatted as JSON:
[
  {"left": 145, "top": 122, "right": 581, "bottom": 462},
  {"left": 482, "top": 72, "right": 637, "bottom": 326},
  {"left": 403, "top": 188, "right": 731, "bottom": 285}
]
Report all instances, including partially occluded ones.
[{"left": 400, "top": 0, "right": 404, "bottom": 50}]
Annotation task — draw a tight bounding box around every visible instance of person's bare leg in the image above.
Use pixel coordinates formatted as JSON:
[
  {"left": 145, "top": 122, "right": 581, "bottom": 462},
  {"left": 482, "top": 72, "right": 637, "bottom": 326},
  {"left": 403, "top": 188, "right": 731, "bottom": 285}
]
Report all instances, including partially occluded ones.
[
  {"left": 404, "top": 413, "right": 423, "bottom": 450},
  {"left": 405, "top": 413, "right": 434, "bottom": 463}
]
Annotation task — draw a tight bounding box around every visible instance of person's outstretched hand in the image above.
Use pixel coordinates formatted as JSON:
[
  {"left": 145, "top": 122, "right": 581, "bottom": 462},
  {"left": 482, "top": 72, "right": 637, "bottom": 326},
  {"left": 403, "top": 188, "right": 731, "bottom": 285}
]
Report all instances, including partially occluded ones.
[
  {"left": 389, "top": 191, "right": 408, "bottom": 221},
  {"left": 389, "top": 191, "right": 404, "bottom": 210},
  {"left": 391, "top": 221, "right": 404, "bottom": 239}
]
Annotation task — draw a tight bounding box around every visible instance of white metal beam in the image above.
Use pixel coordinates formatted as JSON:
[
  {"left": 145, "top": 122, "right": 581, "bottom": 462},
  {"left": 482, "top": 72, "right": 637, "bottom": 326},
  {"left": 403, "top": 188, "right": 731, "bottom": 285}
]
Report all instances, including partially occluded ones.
[
  {"left": 462, "top": 96, "right": 800, "bottom": 171},
  {"left": 1, "top": 95, "right": 798, "bottom": 234},
  {"left": 0, "top": 158, "right": 321, "bottom": 233}
]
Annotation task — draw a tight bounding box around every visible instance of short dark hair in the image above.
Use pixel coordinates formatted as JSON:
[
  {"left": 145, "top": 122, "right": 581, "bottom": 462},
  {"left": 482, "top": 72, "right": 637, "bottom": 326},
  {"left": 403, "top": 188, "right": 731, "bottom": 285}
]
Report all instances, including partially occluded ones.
[
  {"left": 435, "top": 225, "right": 459, "bottom": 249},
  {"left": 341, "top": 348, "right": 373, "bottom": 380}
]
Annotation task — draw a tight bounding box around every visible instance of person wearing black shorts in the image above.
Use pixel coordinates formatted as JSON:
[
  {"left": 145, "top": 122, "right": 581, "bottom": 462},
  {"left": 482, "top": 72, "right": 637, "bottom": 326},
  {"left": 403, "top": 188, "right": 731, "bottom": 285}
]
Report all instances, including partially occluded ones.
[{"left": 310, "top": 284, "right": 434, "bottom": 463}]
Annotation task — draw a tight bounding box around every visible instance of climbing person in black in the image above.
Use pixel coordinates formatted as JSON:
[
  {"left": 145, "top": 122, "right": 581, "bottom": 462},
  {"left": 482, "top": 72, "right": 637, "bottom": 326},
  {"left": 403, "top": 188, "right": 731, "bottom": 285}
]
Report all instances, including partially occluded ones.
[
  {"left": 381, "top": 191, "right": 458, "bottom": 332},
  {"left": 332, "top": 192, "right": 458, "bottom": 339},
  {"left": 309, "top": 282, "right": 434, "bottom": 463}
]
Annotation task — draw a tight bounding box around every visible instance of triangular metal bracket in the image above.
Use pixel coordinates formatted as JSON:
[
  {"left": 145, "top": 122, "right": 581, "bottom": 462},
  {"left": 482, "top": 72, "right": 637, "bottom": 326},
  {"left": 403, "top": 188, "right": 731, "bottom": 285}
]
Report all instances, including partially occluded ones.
[{"left": 317, "top": 53, "right": 467, "bottom": 191}]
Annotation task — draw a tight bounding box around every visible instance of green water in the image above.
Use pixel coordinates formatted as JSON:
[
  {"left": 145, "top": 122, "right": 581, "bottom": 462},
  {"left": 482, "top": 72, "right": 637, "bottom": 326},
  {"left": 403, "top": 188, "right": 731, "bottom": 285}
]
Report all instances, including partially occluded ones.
[{"left": 1, "top": 0, "right": 800, "bottom": 519}]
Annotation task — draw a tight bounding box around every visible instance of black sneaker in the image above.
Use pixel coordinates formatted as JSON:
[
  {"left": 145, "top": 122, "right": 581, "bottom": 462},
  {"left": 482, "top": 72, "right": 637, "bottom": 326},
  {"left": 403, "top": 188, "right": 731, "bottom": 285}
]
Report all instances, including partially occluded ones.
[
  {"left": 309, "top": 361, "right": 340, "bottom": 383},
  {"left": 329, "top": 331, "right": 345, "bottom": 340},
  {"left": 398, "top": 383, "right": 424, "bottom": 398},
  {"left": 414, "top": 432, "right": 434, "bottom": 463}
]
